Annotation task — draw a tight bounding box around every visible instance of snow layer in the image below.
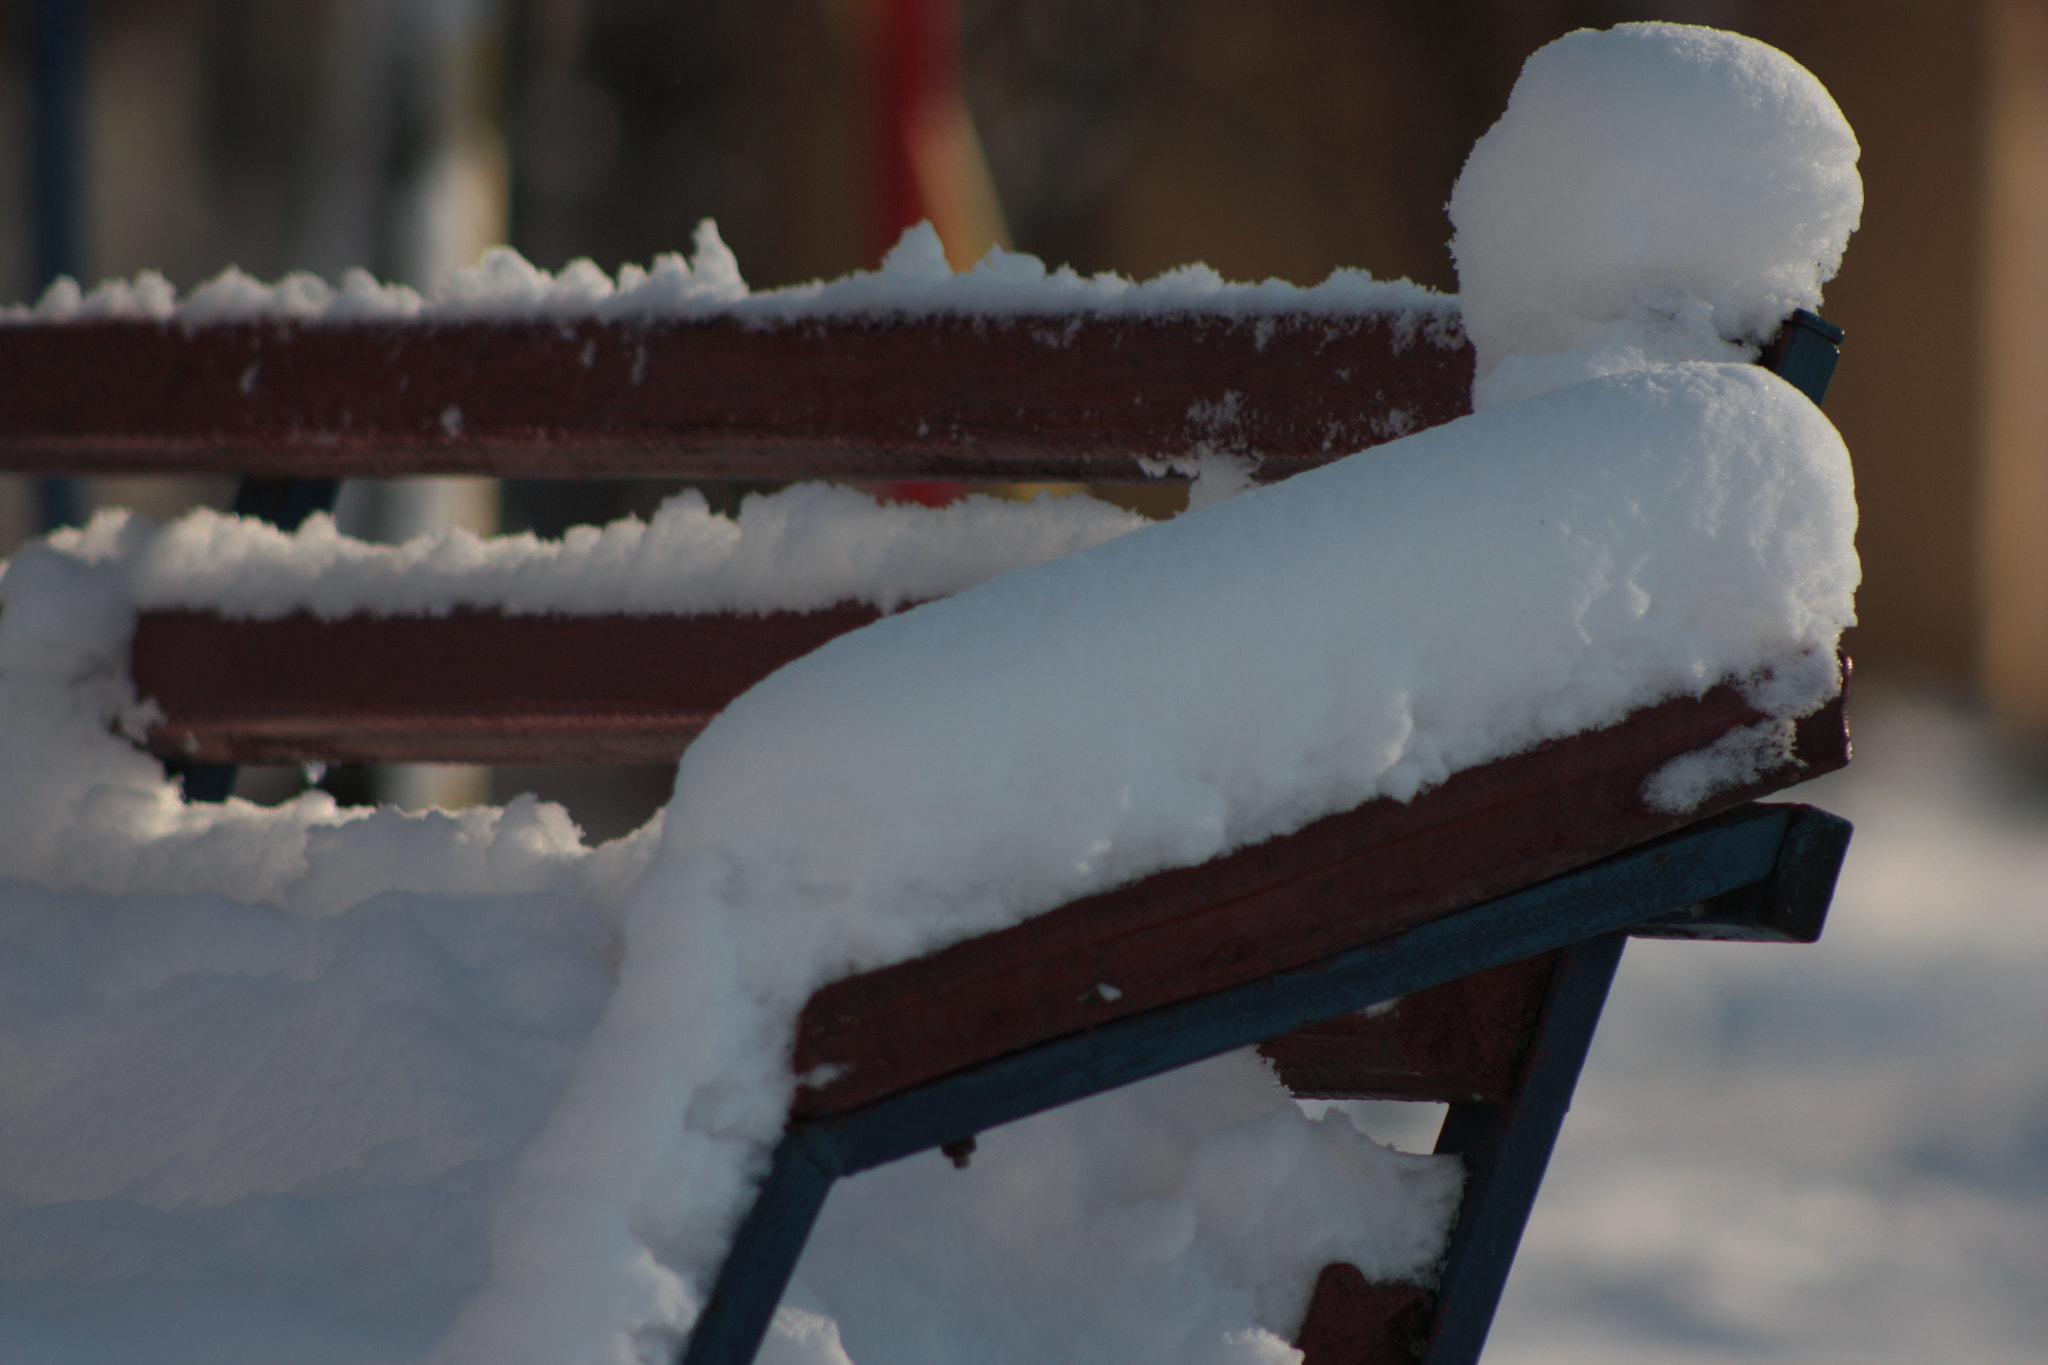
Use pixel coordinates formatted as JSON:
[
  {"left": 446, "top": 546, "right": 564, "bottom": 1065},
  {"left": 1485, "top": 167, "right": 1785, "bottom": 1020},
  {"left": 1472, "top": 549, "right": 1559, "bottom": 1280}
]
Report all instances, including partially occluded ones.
[
  {"left": 0, "top": 21, "right": 1866, "bottom": 1364},
  {"left": 0, "top": 356, "right": 1859, "bottom": 1364},
  {"left": 0, "top": 510, "right": 653, "bottom": 906},
  {"left": 125, "top": 482, "right": 1147, "bottom": 621},
  {"left": 0, "top": 872, "right": 617, "bottom": 1365},
  {"left": 793, "top": 1051, "right": 1459, "bottom": 1365},
  {"left": 0, "top": 527, "right": 655, "bottom": 1362},
  {"left": 0, "top": 481, "right": 1145, "bottom": 898},
  {"left": 4, "top": 218, "right": 1457, "bottom": 338},
  {"left": 438, "top": 358, "right": 1857, "bottom": 1365},
  {"left": 1450, "top": 24, "right": 1861, "bottom": 409},
  {"left": 0, "top": 486, "right": 1464, "bottom": 1365}
]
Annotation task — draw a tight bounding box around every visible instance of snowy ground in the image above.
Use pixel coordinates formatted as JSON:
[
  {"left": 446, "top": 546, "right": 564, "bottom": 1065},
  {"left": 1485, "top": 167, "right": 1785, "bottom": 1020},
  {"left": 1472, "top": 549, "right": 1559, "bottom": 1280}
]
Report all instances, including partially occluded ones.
[{"left": 1484, "top": 684, "right": 2048, "bottom": 1365}]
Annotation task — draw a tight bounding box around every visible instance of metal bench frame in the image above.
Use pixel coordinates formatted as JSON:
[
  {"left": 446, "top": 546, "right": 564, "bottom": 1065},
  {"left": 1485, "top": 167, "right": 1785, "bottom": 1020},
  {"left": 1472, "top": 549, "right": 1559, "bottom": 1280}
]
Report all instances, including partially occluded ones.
[{"left": 0, "top": 301, "right": 1850, "bottom": 1365}]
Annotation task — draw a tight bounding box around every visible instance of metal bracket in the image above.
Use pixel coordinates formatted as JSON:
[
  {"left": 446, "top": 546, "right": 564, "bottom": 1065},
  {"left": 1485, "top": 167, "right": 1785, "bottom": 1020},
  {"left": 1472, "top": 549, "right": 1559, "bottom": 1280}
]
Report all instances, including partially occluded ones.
[
  {"left": 1762, "top": 309, "right": 1846, "bottom": 406},
  {"left": 677, "top": 801, "right": 1849, "bottom": 1365}
]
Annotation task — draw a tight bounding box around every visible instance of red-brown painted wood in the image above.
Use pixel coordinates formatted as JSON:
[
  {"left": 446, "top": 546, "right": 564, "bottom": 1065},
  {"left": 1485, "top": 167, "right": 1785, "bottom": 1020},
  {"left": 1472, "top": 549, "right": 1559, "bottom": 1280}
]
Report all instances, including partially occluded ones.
[
  {"left": 1294, "top": 1264, "right": 1436, "bottom": 1365},
  {"left": 1279, "top": 956, "right": 1567, "bottom": 1359},
  {"left": 129, "top": 592, "right": 1848, "bottom": 1108},
  {"left": 1258, "top": 953, "right": 1558, "bottom": 1105},
  {"left": 790, "top": 673, "right": 1849, "bottom": 1118},
  {"left": 26, "top": 296, "right": 1842, "bottom": 1361},
  {"left": 132, "top": 606, "right": 883, "bottom": 765},
  {"left": 134, "top": 599, "right": 1848, "bottom": 1111},
  {"left": 0, "top": 311, "right": 1470, "bottom": 481}
]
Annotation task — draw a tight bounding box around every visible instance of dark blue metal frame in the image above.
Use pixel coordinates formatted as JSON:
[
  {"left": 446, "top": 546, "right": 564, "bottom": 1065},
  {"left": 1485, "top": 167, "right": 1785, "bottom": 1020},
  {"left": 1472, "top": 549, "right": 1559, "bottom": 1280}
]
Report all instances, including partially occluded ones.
[
  {"left": 29, "top": 0, "right": 86, "bottom": 533},
  {"left": 30, "top": 0, "right": 83, "bottom": 291},
  {"left": 1416, "top": 798, "right": 1850, "bottom": 1363},
  {"left": 1765, "top": 310, "right": 1845, "bottom": 406},
  {"left": 679, "top": 801, "right": 1851, "bottom": 1365},
  {"left": 1423, "top": 933, "right": 1624, "bottom": 1365}
]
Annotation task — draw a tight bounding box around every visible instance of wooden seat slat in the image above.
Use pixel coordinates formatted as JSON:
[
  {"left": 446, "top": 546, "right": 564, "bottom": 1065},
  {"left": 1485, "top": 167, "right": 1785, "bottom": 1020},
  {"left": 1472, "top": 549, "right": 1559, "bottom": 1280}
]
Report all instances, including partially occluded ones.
[
  {"left": 1259, "top": 952, "right": 1557, "bottom": 1105},
  {"left": 791, "top": 673, "right": 1849, "bottom": 1118},
  {"left": 133, "top": 606, "right": 883, "bottom": 765}
]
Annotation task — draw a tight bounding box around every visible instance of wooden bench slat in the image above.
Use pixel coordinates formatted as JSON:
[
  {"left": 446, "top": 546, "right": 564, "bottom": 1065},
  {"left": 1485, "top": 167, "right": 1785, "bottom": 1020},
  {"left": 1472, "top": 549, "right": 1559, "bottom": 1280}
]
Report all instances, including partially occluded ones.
[
  {"left": 790, "top": 673, "right": 1849, "bottom": 1118},
  {"left": 1295, "top": 1267, "right": 1436, "bottom": 1363},
  {"left": 130, "top": 588, "right": 1848, "bottom": 1116},
  {"left": 0, "top": 312, "right": 1470, "bottom": 481},
  {"left": 1258, "top": 952, "right": 1557, "bottom": 1105},
  {"left": 133, "top": 606, "right": 882, "bottom": 765}
]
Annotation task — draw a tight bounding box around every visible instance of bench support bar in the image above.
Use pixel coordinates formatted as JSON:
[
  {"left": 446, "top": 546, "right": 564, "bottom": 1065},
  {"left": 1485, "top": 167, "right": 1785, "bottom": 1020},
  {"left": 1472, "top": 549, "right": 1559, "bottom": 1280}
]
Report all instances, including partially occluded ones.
[{"left": 1421, "top": 932, "right": 1624, "bottom": 1365}]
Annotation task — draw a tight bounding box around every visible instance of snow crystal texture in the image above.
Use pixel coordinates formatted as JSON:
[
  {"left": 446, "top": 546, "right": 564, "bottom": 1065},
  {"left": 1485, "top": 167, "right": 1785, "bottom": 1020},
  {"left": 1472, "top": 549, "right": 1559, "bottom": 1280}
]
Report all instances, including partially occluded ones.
[{"left": 1450, "top": 22, "right": 1861, "bottom": 409}]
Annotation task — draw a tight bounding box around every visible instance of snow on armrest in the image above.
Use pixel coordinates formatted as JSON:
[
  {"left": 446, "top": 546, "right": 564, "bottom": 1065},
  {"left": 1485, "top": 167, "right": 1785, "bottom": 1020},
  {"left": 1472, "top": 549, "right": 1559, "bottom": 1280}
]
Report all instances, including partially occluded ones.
[{"left": 792, "top": 665, "right": 1850, "bottom": 1118}]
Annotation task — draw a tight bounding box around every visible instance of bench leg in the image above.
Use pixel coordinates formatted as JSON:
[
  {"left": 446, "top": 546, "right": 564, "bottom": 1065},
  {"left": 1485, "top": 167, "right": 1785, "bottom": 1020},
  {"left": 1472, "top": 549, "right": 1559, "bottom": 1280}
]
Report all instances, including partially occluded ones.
[
  {"left": 1421, "top": 931, "right": 1625, "bottom": 1365},
  {"left": 1290, "top": 934, "right": 1624, "bottom": 1365},
  {"left": 691, "top": 938, "right": 1624, "bottom": 1365},
  {"left": 680, "top": 1128, "right": 841, "bottom": 1365}
]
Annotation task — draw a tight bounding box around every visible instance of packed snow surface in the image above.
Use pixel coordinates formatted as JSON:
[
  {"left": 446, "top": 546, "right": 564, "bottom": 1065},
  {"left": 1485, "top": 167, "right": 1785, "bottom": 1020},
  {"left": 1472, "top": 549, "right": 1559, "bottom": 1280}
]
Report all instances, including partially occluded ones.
[
  {"left": 3, "top": 218, "right": 1458, "bottom": 339},
  {"left": 0, "top": 21, "right": 1866, "bottom": 1365},
  {"left": 1450, "top": 23, "right": 1861, "bottom": 409}
]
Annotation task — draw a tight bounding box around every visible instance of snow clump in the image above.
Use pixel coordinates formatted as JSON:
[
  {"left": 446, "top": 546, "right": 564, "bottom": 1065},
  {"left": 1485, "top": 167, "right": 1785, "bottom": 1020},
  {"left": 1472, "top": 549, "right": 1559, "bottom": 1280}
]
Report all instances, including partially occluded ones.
[
  {"left": 6, "top": 217, "right": 1457, "bottom": 336},
  {"left": 125, "top": 483, "right": 1149, "bottom": 622},
  {"left": 1450, "top": 22, "right": 1862, "bottom": 408}
]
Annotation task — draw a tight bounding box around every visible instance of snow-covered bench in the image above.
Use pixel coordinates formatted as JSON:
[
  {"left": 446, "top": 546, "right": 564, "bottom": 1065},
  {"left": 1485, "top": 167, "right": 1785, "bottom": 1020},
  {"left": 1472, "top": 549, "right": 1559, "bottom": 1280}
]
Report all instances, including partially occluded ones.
[
  {"left": 0, "top": 280, "right": 1839, "bottom": 775},
  {"left": 0, "top": 292, "right": 1853, "bottom": 1365},
  {"left": 0, "top": 23, "right": 1865, "bottom": 1365}
]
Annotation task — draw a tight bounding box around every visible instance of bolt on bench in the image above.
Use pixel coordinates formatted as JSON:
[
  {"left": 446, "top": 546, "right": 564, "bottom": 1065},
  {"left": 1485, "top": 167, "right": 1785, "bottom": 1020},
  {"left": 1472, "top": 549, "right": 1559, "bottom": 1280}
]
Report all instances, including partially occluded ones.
[{"left": 0, "top": 291, "right": 1852, "bottom": 1365}]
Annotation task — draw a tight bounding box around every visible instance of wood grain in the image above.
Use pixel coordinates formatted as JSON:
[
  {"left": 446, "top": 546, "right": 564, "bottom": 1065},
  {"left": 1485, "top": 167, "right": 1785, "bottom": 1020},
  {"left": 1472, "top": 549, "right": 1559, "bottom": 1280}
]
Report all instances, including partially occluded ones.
[
  {"left": 1257, "top": 952, "right": 1558, "bottom": 1105},
  {"left": 790, "top": 669, "right": 1849, "bottom": 1117},
  {"left": 0, "top": 311, "right": 1471, "bottom": 482},
  {"left": 133, "top": 606, "right": 882, "bottom": 765}
]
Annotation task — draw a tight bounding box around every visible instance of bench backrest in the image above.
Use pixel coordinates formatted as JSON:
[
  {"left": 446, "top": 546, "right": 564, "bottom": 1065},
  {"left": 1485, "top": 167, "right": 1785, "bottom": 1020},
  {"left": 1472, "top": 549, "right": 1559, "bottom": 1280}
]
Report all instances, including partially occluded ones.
[
  {"left": 4, "top": 304, "right": 1472, "bottom": 766},
  {"left": 0, "top": 305, "right": 1843, "bottom": 773},
  {"left": 0, "top": 310, "right": 1468, "bottom": 481}
]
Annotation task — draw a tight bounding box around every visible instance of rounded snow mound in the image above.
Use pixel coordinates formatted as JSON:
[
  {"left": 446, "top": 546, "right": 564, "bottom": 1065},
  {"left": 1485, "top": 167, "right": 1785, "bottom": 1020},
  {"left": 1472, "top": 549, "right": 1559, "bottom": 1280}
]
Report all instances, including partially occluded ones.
[{"left": 1449, "top": 23, "right": 1862, "bottom": 407}]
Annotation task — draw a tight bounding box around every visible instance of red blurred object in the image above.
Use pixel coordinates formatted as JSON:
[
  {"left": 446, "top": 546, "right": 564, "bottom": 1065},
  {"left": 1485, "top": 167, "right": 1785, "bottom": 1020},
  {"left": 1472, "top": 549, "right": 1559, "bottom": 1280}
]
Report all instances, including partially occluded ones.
[
  {"left": 868, "top": 0, "right": 958, "bottom": 263},
  {"left": 860, "top": 0, "right": 1012, "bottom": 511},
  {"left": 863, "top": 0, "right": 1007, "bottom": 270}
]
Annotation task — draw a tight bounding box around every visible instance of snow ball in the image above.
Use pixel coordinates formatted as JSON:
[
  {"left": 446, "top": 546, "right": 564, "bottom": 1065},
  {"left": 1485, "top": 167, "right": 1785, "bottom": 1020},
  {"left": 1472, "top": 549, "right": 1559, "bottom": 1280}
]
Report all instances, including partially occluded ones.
[{"left": 1449, "top": 23, "right": 1862, "bottom": 407}]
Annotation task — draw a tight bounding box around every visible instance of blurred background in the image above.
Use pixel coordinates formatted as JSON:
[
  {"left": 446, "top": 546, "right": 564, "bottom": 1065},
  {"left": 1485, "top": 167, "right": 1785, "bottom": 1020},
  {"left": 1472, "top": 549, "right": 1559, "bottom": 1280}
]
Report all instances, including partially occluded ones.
[
  {"left": 4, "top": 0, "right": 2047, "bottom": 741},
  {"left": 0, "top": 2, "right": 2043, "bottom": 1362}
]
